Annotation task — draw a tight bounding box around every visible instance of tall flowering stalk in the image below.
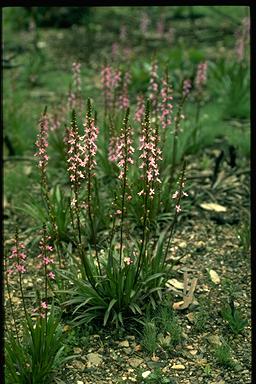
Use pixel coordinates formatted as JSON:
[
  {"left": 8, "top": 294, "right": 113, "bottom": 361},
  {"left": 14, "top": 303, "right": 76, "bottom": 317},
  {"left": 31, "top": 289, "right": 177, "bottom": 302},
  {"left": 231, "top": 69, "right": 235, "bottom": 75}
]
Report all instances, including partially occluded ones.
[
  {"left": 140, "top": 11, "right": 150, "bottom": 35},
  {"left": 156, "top": 16, "right": 165, "bottom": 37},
  {"left": 37, "top": 226, "right": 55, "bottom": 306},
  {"left": 68, "top": 62, "right": 82, "bottom": 112},
  {"left": 8, "top": 229, "right": 30, "bottom": 326},
  {"left": 169, "top": 79, "right": 191, "bottom": 193},
  {"left": 35, "top": 108, "right": 60, "bottom": 258},
  {"left": 116, "top": 108, "right": 134, "bottom": 265},
  {"left": 135, "top": 94, "right": 145, "bottom": 124},
  {"left": 119, "top": 71, "right": 131, "bottom": 110},
  {"left": 164, "top": 161, "right": 188, "bottom": 265},
  {"left": 136, "top": 100, "right": 162, "bottom": 281},
  {"left": 194, "top": 61, "right": 208, "bottom": 145},
  {"left": 83, "top": 98, "right": 101, "bottom": 274},
  {"left": 159, "top": 70, "right": 173, "bottom": 149},
  {"left": 235, "top": 17, "right": 250, "bottom": 63},
  {"left": 148, "top": 60, "right": 160, "bottom": 118},
  {"left": 101, "top": 64, "right": 121, "bottom": 117},
  {"left": 65, "top": 110, "right": 84, "bottom": 243}
]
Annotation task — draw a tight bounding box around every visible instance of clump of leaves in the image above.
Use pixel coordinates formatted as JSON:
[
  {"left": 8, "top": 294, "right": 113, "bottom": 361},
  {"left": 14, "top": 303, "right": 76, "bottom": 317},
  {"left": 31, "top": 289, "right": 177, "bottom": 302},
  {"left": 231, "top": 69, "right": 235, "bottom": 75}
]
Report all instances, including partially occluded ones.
[
  {"left": 214, "top": 341, "right": 235, "bottom": 368},
  {"left": 5, "top": 304, "right": 72, "bottom": 384},
  {"left": 141, "top": 320, "right": 158, "bottom": 355},
  {"left": 141, "top": 367, "right": 174, "bottom": 383},
  {"left": 156, "top": 305, "right": 182, "bottom": 347},
  {"left": 237, "top": 217, "right": 251, "bottom": 254},
  {"left": 194, "top": 307, "right": 210, "bottom": 332},
  {"left": 221, "top": 299, "right": 248, "bottom": 334}
]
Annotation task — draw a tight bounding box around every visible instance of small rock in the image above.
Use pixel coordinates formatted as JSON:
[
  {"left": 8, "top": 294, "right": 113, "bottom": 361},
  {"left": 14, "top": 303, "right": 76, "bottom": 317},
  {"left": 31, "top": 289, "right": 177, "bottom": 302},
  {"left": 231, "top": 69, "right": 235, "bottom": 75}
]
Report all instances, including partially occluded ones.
[
  {"left": 119, "top": 340, "right": 130, "bottom": 348},
  {"left": 72, "top": 360, "right": 85, "bottom": 370},
  {"left": 186, "top": 313, "right": 195, "bottom": 323},
  {"left": 73, "top": 347, "right": 83, "bottom": 354},
  {"left": 207, "top": 335, "right": 222, "bottom": 346},
  {"left": 135, "top": 344, "right": 142, "bottom": 352},
  {"left": 128, "top": 357, "right": 144, "bottom": 368},
  {"left": 142, "top": 370, "right": 151, "bottom": 379},
  {"left": 171, "top": 364, "right": 185, "bottom": 370},
  {"left": 87, "top": 352, "right": 103, "bottom": 367},
  {"left": 123, "top": 347, "right": 132, "bottom": 355}
]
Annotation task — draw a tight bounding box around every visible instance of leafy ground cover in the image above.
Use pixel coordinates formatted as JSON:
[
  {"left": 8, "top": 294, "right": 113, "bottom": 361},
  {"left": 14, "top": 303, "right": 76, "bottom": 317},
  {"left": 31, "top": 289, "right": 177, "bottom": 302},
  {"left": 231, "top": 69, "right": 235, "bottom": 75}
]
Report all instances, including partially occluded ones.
[{"left": 3, "top": 6, "right": 250, "bottom": 384}]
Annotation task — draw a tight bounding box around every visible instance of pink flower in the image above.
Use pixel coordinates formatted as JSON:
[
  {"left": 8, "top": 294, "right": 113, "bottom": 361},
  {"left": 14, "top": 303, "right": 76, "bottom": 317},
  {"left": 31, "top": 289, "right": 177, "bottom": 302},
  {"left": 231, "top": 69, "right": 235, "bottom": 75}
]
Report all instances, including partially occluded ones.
[
  {"left": 139, "top": 108, "right": 162, "bottom": 190},
  {"left": 35, "top": 112, "right": 49, "bottom": 171},
  {"left": 124, "top": 257, "right": 133, "bottom": 265},
  {"left": 16, "top": 264, "right": 26, "bottom": 273},
  {"left": 48, "top": 271, "right": 55, "bottom": 280},
  {"left": 140, "top": 12, "right": 150, "bottom": 34},
  {"left": 176, "top": 205, "right": 181, "bottom": 213},
  {"left": 116, "top": 210, "right": 122, "bottom": 215},
  {"left": 135, "top": 94, "right": 145, "bottom": 123},
  {"left": 43, "top": 257, "right": 54, "bottom": 265},
  {"left": 41, "top": 301, "right": 48, "bottom": 309},
  {"left": 148, "top": 60, "right": 159, "bottom": 113},
  {"left": 183, "top": 79, "right": 192, "bottom": 98},
  {"left": 159, "top": 76, "right": 173, "bottom": 129},
  {"left": 195, "top": 62, "right": 208, "bottom": 89}
]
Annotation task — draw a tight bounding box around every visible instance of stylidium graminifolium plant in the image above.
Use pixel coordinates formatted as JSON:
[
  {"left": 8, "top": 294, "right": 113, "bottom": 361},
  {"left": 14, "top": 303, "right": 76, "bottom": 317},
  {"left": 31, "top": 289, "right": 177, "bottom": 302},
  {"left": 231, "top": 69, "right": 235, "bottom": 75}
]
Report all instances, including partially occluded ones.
[
  {"left": 31, "top": 61, "right": 190, "bottom": 329},
  {"left": 5, "top": 228, "right": 72, "bottom": 384}
]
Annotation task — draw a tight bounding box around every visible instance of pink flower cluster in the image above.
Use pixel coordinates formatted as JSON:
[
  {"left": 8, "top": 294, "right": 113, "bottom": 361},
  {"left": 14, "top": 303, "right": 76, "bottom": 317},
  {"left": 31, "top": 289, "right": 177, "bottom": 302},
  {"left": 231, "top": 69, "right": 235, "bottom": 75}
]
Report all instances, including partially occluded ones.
[
  {"left": 72, "top": 62, "right": 81, "bottom": 93},
  {"left": 235, "top": 17, "right": 250, "bottom": 62},
  {"left": 119, "top": 72, "right": 131, "bottom": 110},
  {"left": 101, "top": 65, "right": 121, "bottom": 110},
  {"left": 195, "top": 62, "right": 208, "bottom": 89},
  {"left": 66, "top": 121, "right": 86, "bottom": 185},
  {"left": 138, "top": 115, "right": 162, "bottom": 199},
  {"left": 66, "top": 111, "right": 99, "bottom": 188},
  {"left": 140, "top": 12, "right": 150, "bottom": 34},
  {"left": 119, "top": 25, "right": 127, "bottom": 42},
  {"left": 135, "top": 94, "right": 145, "bottom": 123},
  {"left": 172, "top": 176, "right": 188, "bottom": 213},
  {"left": 33, "top": 301, "right": 49, "bottom": 318},
  {"left": 156, "top": 16, "right": 165, "bottom": 37},
  {"left": 35, "top": 112, "right": 49, "bottom": 171},
  {"left": 37, "top": 235, "right": 55, "bottom": 280},
  {"left": 49, "top": 113, "right": 61, "bottom": 132},
  {"left": 7, "top": 241, "right": 27, "bottom": 276},
  {"left": 82, "top": 112, "right": 99, "bottom": 174},
  {"left": 111, "top": 42, "right": 120, "bottom": 60},
  {"left": 148, "top": 61, "right": 159, "bottom": 112},
  {"left": 117, "top": 122, "right": 134, "bottom": 181},
  {"left": 159, "top": 77, "right": 173, "bottom": 129},
  {"left": 68, "top": 89, "right": 76, "bottom": 110},
  {"left": 183, "top": 79, "right": 192, "bottom": 98},
  {"left": 108, "top": 136, "right": 122, "bottom": 163}
]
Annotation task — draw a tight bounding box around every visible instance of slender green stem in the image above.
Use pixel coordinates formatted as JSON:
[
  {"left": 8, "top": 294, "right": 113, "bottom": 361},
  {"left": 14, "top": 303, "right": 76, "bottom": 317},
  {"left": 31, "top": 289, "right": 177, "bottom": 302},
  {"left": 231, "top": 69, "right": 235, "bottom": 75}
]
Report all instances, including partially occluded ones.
[
  {"left": 193, "top": 96, "right": 201, "bottom": 146},
  {"left": 5, "top": 270, "right": 20, "bottom": 344},
  {"left": 164, "top": 162, "right": 186, "bottom": 265}
]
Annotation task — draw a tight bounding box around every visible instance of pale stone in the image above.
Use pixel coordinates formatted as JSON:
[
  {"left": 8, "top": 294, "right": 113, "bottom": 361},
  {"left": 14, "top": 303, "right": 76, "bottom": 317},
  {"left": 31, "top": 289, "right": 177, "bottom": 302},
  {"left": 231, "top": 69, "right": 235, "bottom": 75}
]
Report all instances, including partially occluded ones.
[
  {"left": 128, "top": 357, "right": 144, "bottom": 368},
  {"left": 87, "top": 352, "right": 103, "bottom": 367},
  {"left": 142, "top": 371, "right": 151, "bottom": 378},
  {"left": 171, "top": 364, "right": 185, "bottom": 370},
  {"left": 119, "top": 340, "right": 130, "bottom": 348}
]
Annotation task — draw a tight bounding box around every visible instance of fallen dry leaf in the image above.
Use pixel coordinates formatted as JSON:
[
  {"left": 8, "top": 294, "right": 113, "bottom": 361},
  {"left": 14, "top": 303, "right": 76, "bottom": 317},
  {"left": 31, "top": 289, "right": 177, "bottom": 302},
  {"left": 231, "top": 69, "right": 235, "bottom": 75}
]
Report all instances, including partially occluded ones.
[
  {"left": 209, "top": 269, "right": 220, "bottom": 284},
  {"left": 200, "top": 202, "right": 227, "bottom": 213},
  {"left": 166, "top": 278, "right": 184, "bottom": 290},
  {"left": 173, "top": 272, "right": 198, "bottom": 310}
]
